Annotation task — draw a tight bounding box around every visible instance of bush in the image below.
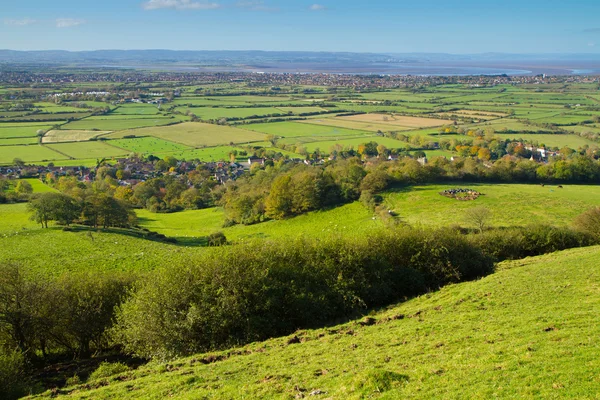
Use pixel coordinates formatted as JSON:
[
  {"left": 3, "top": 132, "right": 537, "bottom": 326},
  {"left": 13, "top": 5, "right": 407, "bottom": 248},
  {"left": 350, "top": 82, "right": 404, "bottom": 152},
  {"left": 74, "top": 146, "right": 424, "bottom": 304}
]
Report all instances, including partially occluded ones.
[
  {"left": 112, "top": 229, "right": 494, "bottom": 359},
  {"left": 88, "top": 362, "right": 130, "bottom": 381},
  {"left": 0, "top": 348, "right": 27, "bottom": 399},
  {"left": 574, "top": 207, "right": 600, "bottom": 241},
  {"left": 207, "top": 232, "right": 227, "bottom": 247},
  {"left": 469, "top": 225, "right": 595, "bottom": 261}
]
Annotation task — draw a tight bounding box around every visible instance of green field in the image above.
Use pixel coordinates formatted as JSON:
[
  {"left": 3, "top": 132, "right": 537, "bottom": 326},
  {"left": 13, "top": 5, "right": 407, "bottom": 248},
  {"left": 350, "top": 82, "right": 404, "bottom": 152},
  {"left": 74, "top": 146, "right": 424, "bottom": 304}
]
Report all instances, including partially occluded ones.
[
  {"left": 178, "top": 107, "right": 283, "bottom": 120},
  {"left": 46, "top": 142, "right": 129, "bottom": 159},
  {"left": 383, "top": 183, "right": 600, "bottom": 228},
  {"left": 0, "top": 137, "right": 39, "bottom": 145},
  {"left": 243, "top": 121, "right": 371, "bottom": 138},
  {"left": 0, "top": 144, "right": 67, "bottom": 164},
  {"left": 108, "top": 137, "right": 191, "bottom": 154},
  {"left": 300, "top": 136, "right": 408, "bottom": 153},
  {"left": 494, "top": 133, "right": 596, "bottom": 148},
  {"left": 61, "top": 118, "right": 175, "bottom": 131},
  {"left": 42, "top": 130, "right": 111, "bottom": 143},
  {"left": 0, "top": 125, "right": 52, "bottom": 138},
  {"left": 107, "top": 122, "right": 267, "bottom": 147},
  {"left": 36, "top": 245, "right": 600, "bottom": 399}
]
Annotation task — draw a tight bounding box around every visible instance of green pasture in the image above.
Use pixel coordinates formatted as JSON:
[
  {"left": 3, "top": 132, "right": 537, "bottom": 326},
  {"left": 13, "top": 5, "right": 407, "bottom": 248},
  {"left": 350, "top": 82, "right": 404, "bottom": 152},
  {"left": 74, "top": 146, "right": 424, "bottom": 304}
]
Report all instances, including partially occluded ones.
[
  {"left": 242, "top": 121, "right": 371, "bottom": 138},
  {"left": 0, "top": 145, "right": 67, "bottom": 164},
  {"left": 108, "top": 137, "right": 191, "bottom": 154},
  {"left": 107, "top": 122, "right": 267, "bottom": 147},
  {"left": 0, "top": 137, "right": 39, "bottom": 145},
  {"left": 136, "top": 201, "right": 380, "bottom": 241},
  {"left": 46, "top": 142, "right": 129, "bottom": 159},
  {"left": 301, "top": 136, "right": 408, "bottom": 153},
  {"left": 493, "top": 133, "right": 596, "bottom": 148},
  {"left": 0, "top": 125, "right": 52, "bottom": 138},
  {"left": 111, "top": 104, "right": 162, "bottom": 115},
  {"left": 61, "top": 118, "right": 175, "bottom": 131},
  {"left": 182, "top": 107, "right": 283, "bottom": 120},
  {"left": 383, "top": 183, "right": 600, "bottom": 228}
]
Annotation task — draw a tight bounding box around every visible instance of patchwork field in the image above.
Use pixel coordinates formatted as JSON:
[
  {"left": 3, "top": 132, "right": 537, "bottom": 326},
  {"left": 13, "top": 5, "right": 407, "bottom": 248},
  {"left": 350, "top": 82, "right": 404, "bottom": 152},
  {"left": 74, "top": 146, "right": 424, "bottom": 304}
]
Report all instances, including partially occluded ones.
[
  {"left": 42, "top": 130, "right": 111, "bottom": 143},
  {"left": 338, "top": 113, "right": 454, "bottom": 128},
  {"left": 243, "top": 121, "right": 371, "bottom": 138},
  {"left": 300, "top": 118, "right": 414, "bottom": 133},
  {"left": 107, "top": 122, "right": 267, "bottom": 147},
  {"left": 108, "top": 137, "right": 191, "bottom": 154},
  {"left": 0, "top": 144, "right": 67, "bottom": 164},
  {"left": 0, "top": 125, "right": 53, "bottom": 138},
  {"left": 61, "top": 118, "right": 176, "bottom": 131},
  {"left": 46, "top": 141, "right": 129, "bottom": 159}
]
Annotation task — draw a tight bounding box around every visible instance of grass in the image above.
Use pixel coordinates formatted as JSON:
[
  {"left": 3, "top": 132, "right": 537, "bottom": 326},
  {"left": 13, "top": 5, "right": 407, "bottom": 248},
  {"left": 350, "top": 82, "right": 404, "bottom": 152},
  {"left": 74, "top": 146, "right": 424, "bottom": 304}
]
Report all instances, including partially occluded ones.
[
  {"left": 301, "top": 118, "right": 414, "bottom": 133},
  {"left": 136, "top": 201, "right": 380, "bottom": 242},
  {"left": 46, "top": 142, "right": 129, "bottom": 159},
  {"left": 0, "top": 145, "right": 67, "bottom": 164},
  {"left": 339, "top": 114, "right": 453, "bottom": 128},
  {"left": 300, "top": 136, "right": 408, "bottom": 153},
  {"left": 0, "top": 125, "right": 53, "bottom": 138},
  {"left": 180, "top": 107, "right": 283, "bottom": 120},
  {"left": 242, "top": 121, "right": 371, "bottom": 138},
  {"left": 0, "top": 137, "right": 39, "bottom": 145},
  {"left": 42, "top": 130, "right": 111, "bottom": 143},
  {"left": 382, "top": 183, "right": 600, "bottom": 228},
  {"left": 35, "top": 245, "right": 600, "bottom": 399},
  {"left": 107, "top": 137, "right": 191, "bottom": 154},
  {"left": 493, "top": 133, "right": 596, "bottom": 148},
  {"left": 107, "top": 122, "right": 267, "bottom": 147},
  {"left": 61, "top": 118, "right": 175, "bottom": 131}
]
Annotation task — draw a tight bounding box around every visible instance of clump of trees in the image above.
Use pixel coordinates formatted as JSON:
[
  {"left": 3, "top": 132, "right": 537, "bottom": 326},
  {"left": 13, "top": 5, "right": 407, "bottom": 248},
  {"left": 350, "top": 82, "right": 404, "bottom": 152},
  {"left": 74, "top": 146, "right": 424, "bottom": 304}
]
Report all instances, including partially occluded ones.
[{"left": 27, "top": 192, "right": 135, "bottom": 229}]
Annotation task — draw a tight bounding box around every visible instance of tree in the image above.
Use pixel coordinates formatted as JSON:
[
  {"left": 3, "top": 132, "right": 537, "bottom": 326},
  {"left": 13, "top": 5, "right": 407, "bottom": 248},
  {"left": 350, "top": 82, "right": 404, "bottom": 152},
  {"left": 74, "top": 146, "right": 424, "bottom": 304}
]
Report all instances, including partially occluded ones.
[
  {"left": 265, "top": 175, "right": 293, "bottom": 219},
  {"left": 14, "top": 181, "right": 33, "bottom": 196},
  {"left": 464, "top": 206, "right": 492, "bottom": 233},
  {"left": 27, "top": 193, "right": 80, "bottom": 228}
]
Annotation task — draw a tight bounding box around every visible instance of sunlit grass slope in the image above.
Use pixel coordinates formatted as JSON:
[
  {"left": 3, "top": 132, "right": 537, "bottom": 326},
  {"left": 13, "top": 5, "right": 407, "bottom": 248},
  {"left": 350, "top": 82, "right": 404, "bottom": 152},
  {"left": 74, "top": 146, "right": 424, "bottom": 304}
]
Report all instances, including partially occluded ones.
[{"left": 37, "top": 246, "right": 600, "bottom": 399}]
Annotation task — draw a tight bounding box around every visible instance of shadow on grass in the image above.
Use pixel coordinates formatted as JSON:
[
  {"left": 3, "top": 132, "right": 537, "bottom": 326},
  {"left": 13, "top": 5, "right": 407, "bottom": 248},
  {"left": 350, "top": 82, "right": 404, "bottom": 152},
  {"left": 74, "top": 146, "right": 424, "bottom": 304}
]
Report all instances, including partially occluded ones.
[{"left": 61, "top": 225, "right": 214, "bottom": 248}]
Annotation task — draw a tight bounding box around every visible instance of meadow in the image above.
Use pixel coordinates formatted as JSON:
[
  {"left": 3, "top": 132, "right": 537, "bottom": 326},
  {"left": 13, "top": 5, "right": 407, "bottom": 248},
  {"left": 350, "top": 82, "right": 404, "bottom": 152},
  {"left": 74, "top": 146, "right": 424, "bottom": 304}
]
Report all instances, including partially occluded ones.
[
  {"left": 107, "top": 122, "right": 267, "bottom": 147},
  {"left": 242, "top": 121, "right": 372, "bottom": 138},
  {"left": 0, "top": 144, "right": 67, "bottom": 164},
  {"left": 0, "top": 125, "right": 52, "bottom": 138},
  {"left": 46, "top": 142, "right": 129, "bottom": 159},
  {"left": 42, "top": 130, "right": 111, "bottom": 143},
  {"left": 61, "top": 118, "right": 175, "bottom": 131},
  {"left": 34, "top": 245, "right": 600, "bottom": 399},
  {"left": 108, "top": 137, "right": 191, "bottom": 154}
]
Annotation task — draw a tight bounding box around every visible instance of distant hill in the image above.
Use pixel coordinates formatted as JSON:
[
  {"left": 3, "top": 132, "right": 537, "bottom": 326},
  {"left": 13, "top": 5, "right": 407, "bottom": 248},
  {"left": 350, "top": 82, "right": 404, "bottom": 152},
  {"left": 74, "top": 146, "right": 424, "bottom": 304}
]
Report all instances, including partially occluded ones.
[{"left": 34, "top": 246, "right": 600, "bottom": 399}]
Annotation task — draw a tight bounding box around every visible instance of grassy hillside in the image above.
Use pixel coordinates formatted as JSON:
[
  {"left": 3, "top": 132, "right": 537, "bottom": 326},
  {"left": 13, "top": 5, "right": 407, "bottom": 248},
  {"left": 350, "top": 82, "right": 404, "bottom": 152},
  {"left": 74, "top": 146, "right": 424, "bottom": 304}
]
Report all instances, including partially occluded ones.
[{"left": 35, "top": 246, "right": 600, "bottom": 399}]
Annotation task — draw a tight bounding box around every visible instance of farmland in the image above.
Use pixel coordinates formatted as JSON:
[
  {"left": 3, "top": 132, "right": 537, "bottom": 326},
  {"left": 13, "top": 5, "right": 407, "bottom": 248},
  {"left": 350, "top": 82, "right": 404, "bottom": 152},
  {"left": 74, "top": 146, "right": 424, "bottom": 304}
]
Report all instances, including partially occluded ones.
[
  {"left": 2, "top": 75, "right": 600, "bottom": 400},
  {"left": 107, "top": 122, "right": 267, "bottom": 147},
  {"left": 0, "top": 81, "right": 599, "bottom": 165}
]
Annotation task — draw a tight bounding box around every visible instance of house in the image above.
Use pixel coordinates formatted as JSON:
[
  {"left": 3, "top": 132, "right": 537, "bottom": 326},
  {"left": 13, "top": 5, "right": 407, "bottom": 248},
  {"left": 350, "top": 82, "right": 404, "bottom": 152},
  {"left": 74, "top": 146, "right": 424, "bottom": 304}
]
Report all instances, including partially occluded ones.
[
  {"left": 388, "top": 154, "right": 399, "bottom": 161},
  {"left": 248, "top": 157, "right": 265, "bottom": 166}
]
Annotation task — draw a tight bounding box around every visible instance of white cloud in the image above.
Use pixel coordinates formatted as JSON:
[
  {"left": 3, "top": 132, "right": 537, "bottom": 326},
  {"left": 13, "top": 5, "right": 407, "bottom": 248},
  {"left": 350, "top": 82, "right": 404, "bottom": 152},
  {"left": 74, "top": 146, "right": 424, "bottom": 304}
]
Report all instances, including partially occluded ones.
[
  {"left": 309, "top": 4, "right": 327, "bottom": 11},
  {"left": 4, "top": 18, "right": 37, "bottom": 26},
  {"left": 56, "top": 18, "right": 86, "bottom": 28},
  {"left": 589, "top": 42, "right": 596, "bottom": 47},
  {"left": 143, "top": 0, "right": 221, "bottom": 10},
  {"left": 236, "top": 1, "right": 278, "bottom": 12}
]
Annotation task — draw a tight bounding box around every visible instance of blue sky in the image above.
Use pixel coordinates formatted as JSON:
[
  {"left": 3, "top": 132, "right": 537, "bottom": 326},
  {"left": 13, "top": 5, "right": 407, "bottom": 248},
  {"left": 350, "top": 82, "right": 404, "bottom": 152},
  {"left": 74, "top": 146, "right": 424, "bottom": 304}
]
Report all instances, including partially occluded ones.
[{"left": 2, "top": 0, "right": 600, "bottom": 53}]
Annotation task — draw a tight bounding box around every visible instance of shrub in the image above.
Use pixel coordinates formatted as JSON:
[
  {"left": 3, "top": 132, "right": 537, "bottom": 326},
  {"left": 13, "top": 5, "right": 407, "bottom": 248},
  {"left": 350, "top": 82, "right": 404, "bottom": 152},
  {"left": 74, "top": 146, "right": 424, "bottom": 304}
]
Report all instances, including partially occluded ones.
[
  {"left": 574, "top": 207, "right": 600, "bottom": 241},
  {"left": 0, "top": 348, "right": 27, "bottom": 399},
  {"left": 88, "top": 362, "right": 130, "bottom": 381},
  {"left": 207, "top": 232, "right": 227, "bottom": 247},
  {"left": 112, "top": 229, "right": 494, "bottom": 359}
]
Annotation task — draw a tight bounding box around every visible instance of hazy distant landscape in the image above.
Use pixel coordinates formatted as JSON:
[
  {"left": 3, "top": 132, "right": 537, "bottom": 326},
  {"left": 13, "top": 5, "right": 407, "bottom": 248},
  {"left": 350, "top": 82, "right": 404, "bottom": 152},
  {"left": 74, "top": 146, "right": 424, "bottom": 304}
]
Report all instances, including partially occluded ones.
[{"left": 2, "top": 50, "right": 600, "bottom": 75}]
